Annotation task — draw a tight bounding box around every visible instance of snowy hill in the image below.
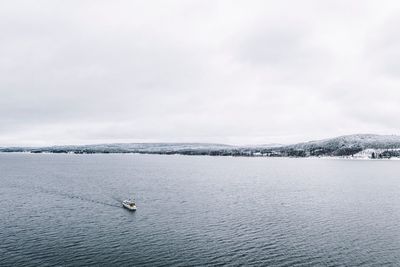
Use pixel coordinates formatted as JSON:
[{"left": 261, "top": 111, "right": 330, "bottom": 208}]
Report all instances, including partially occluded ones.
[
  {"left": 288, "top": 134, "right": 400, "bottom": 150},
  {"left": 2, "top": 134, "right": 400, "bottom": 158},
  {"left": 279, "top": 134, "right": 400, "bottom": 157}
]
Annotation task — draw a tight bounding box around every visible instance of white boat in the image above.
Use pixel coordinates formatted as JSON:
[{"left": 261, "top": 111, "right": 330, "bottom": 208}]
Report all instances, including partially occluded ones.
[{"left": 122, "top": 199, "right": 137, "bottom": 211}]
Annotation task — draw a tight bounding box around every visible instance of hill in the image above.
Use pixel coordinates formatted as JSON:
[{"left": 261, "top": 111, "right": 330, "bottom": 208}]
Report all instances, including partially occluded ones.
[
  {"left": 278, "top": 134, "right": 400, "bottom": 157},
  {"left": 1, "top": 134, "right": 400, "bottom": 158}
]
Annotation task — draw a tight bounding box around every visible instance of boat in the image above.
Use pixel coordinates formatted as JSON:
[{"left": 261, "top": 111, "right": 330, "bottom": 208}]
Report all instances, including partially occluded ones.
[{"left": 122, "top": 199, "right": 137, "bottom": 211}]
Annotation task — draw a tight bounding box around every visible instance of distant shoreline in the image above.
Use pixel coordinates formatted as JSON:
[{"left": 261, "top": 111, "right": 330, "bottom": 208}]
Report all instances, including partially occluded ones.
[
  {"left": 2, "top": 134, "right": 400, "bottom": 159},
  {"left": 2, "top": 151, "right": 400, "bottom": 160}
]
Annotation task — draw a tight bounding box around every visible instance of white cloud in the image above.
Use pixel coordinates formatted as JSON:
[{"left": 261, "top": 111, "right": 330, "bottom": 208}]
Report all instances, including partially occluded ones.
[{"left": 1, "top": 0, "right": 400, "bottom": 146}]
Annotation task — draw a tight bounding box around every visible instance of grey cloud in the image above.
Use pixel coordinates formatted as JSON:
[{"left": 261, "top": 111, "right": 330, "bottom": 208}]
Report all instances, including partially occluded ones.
[
  {"left": 1, "top": 0, "right": 400, "bottom": 146},
  {"left": 366, "top": 16, "right": 400, "bottom": 79},
  {"left": 237, "top": 27, "right": 313, "bottom": 66}
]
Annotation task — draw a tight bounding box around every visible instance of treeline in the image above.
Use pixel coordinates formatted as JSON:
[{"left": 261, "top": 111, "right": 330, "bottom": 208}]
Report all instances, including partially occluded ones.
[
  {"left": 2, "top": 146, "right": 400, "bottom": 158},
  {"left": 371, "top": 150, "right": 400, "bottom": 159}
]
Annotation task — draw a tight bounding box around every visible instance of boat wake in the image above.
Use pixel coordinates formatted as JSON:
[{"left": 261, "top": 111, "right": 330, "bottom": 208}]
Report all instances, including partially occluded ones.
[
  {"left": 110, "top": 196, "right": 123, "bottom": 203},
  {"left": 13, "top": 183, "right": 122, "bottom": 208}
]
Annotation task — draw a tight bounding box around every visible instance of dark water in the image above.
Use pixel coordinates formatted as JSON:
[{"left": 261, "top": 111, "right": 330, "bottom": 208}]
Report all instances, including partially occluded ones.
[{"left": 1, "top": 153, "right": 400, "bottom": 266}]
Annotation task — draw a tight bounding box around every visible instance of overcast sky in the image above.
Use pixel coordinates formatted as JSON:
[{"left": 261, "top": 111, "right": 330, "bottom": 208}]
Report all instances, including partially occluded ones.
[{"left": 1, "top": 0, "right": 400, "bottom": 146}]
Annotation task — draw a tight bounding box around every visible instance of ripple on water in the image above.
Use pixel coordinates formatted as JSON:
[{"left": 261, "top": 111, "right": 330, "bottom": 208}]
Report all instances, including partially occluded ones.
[{"left": 1, "top": 154, "right": 400, "bottom": 266}]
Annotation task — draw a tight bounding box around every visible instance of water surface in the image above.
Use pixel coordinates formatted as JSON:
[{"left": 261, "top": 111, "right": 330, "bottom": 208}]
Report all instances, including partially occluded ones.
[{"left": 1, "top": 153, "right": 400, "bottom": 266}]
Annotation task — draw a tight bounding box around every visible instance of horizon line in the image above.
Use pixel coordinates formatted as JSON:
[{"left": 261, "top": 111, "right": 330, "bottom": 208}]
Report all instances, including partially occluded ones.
[{"left": 2, "top": 133, "right": 400, "bottom": 148}]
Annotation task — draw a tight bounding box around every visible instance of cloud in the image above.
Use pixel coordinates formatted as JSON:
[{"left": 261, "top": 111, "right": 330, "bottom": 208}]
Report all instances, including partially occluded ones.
[{"left": 1, "top": 0, "right": 400, "bottom": 146}]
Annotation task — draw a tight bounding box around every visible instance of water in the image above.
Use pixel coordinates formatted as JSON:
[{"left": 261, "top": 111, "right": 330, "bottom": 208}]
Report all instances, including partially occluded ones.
[{"left": 1, "top": 153, "right": 400, "bottom": 266}]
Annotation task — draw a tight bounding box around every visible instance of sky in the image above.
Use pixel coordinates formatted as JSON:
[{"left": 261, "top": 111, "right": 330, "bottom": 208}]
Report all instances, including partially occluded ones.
[{"left": 1, "top": 0, "right": 400, "bottom": 146}]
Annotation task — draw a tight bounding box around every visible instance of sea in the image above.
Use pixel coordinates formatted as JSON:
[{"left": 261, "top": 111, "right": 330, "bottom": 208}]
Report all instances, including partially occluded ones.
[{"left": 1, "top": 153, "right": 400, "bottom": 266}]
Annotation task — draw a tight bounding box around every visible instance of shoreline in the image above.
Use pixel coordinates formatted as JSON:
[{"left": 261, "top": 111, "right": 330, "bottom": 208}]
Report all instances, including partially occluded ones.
[{"left": 1, "top": 151, "right": 400, "bottom": 160}]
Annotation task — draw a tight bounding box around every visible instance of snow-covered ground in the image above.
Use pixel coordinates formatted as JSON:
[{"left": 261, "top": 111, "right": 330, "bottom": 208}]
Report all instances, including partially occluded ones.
[{"left": 353, "top": 148, "right": 400, "bottom": 159}]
